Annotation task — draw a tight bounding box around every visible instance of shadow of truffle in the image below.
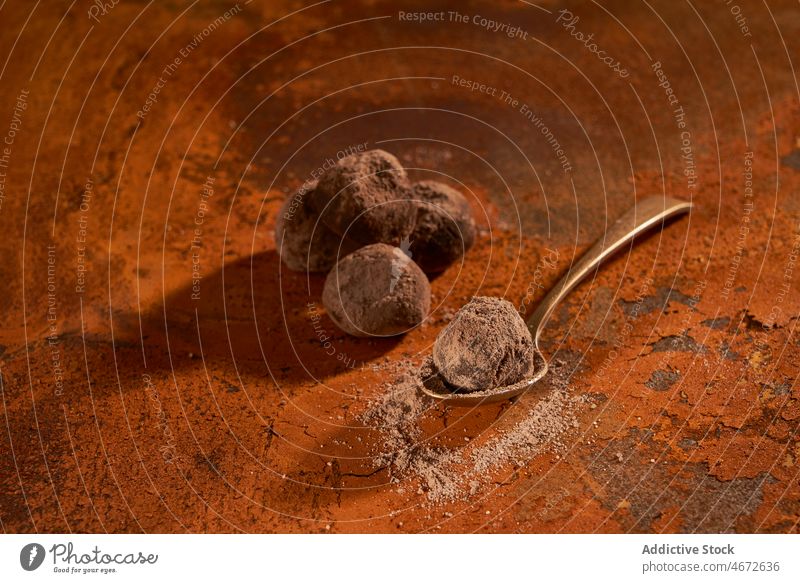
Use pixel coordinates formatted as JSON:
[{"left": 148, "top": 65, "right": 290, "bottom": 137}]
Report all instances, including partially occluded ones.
[{"left": 122, "top": 250, "right": 401, "bottom": 384}]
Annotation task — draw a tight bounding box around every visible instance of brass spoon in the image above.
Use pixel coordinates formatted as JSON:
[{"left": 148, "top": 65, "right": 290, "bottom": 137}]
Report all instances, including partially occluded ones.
[{"left": 419, "top": 195, "right": 693, "bottom": 406}]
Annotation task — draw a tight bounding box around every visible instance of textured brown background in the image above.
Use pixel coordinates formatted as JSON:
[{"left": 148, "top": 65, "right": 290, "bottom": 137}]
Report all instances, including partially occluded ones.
[{"left": 1, "top": 0, "right": 799, "bottom": 533}]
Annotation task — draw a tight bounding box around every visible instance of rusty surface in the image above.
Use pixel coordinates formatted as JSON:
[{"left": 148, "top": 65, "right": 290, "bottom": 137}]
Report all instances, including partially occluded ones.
[{"left": 0, "top": 0, "right": 799, "bottom": 533}]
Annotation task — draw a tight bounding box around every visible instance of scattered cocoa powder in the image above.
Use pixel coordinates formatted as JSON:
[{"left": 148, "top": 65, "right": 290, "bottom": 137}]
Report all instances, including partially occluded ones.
[
  {"left": 470, "top": 364, "right": 581, "bottom": 476},
  {"left": 360, "top": 364, "right": 427, "bottom": 467},
  {"left": 360, "top": 363, "right": 463, "bottom": 502},
  {"left": 360, "top": 357, "right": 583, "bottom": 504}
]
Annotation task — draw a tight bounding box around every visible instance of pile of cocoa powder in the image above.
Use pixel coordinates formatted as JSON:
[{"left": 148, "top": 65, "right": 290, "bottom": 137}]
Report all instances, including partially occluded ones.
[{"left": 361, "top": 357, "right": 584, "bottom": 504}]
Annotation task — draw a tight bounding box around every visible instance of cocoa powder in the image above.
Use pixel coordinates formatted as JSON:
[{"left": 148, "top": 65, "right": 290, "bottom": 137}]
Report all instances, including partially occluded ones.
[{"left": 361, "top": 358, "right": 583, "bottom": 504}]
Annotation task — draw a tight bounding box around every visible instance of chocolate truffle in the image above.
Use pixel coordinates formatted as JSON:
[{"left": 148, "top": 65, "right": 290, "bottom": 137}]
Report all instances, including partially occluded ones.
[
  {"left": 275, "top": 182, "right": 359, "bottom": 273},
  {"left": 409, "top": 181, "right": 476, "bottom": 273},
  {"left": 310, "top": 149, "right": 415, "bottom": 246},
  {"left": 433, "top": 297, "right": 535, "bottom": 392},
  {"left": 322, "top": 243, "right": 431, "bottom": 337}
]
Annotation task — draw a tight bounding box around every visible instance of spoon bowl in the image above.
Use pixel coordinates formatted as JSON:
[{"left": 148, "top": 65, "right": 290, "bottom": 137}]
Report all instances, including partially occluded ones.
[
  {"left": 419, "top": 350, "right": 549, "bottom": 405},
  {"left": 419, "top": 196, "right": 693, "bottom": 406}
]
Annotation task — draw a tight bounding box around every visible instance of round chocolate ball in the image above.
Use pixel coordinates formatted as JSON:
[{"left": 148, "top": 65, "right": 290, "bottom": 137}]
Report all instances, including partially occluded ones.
[
  {"left": 275, "top": 182, "right": 359, "bottom": 273},
  {"left": 409, "top": 180, "right": 476, "bottom": 273},
  {"left": 433, "top": 297, "right": 535, "bottom": 392},
  {"left": 310, "top": 149, "right": 415, "bottom": 246},
  {"left": 322, "top": 243, "right": 431, "bottom": 337}
]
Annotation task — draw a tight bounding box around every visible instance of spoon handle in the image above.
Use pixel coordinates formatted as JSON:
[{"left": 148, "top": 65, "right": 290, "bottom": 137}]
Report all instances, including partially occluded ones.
[{"left": 526, "top": 196, "right": 692, "bottom": 339}]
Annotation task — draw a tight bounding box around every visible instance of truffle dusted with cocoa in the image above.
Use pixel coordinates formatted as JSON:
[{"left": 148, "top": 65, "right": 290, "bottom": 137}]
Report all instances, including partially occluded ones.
[
  {"left": 433, "top": 296, "right": 535, "bottom": 392},
  {"left": 322, "top": 243, "right": 431, "bottom": 337},
  {"left": 310, "top": 149, "right": 416, "bottom": 246},
  {"left": 409, "top": 181, "right": 476, "bottom": 273},
  {"left": 275, "top": 182, "right": 359, "bottom": 273}
]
